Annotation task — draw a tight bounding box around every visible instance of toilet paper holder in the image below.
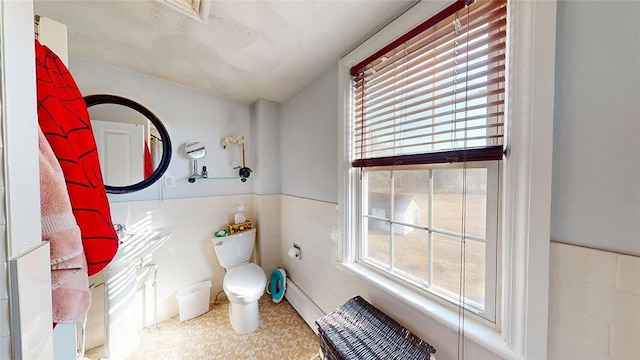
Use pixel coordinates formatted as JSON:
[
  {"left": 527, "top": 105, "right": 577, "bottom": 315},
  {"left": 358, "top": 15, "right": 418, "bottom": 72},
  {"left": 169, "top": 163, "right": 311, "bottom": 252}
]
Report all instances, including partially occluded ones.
[{"left": 289, "top": 243, "right": 302, "bottom": 260}]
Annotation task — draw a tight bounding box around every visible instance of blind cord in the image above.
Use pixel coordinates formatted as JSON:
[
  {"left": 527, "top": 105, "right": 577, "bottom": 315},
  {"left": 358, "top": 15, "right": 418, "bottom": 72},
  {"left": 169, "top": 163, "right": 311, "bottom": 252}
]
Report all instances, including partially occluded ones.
[
  {"left": 454, "top": 4, "right": 472, "bottom": 359},
  {"left": 452, "top": 10, "right": 463, "bottom": 359}
]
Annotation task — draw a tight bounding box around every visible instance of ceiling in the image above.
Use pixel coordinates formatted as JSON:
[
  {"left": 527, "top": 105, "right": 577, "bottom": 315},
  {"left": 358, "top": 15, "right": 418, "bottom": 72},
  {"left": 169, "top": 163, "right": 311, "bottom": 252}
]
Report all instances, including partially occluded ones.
[{"left": 34, "top": 0, "right": 417, "bottom": 104}]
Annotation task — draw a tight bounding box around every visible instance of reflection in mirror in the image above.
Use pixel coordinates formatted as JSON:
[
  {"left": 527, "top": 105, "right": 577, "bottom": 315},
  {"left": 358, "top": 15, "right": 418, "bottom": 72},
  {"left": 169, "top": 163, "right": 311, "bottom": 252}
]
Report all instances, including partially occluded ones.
[
  {"left": 184, "top": 141, "right": 206, "bottom": 178},
  {"left": 85, "top": 94, "right": 171, "bottom": 194},
  {"left": 184, "top": 141, "right": 206, "bottom": 159}
]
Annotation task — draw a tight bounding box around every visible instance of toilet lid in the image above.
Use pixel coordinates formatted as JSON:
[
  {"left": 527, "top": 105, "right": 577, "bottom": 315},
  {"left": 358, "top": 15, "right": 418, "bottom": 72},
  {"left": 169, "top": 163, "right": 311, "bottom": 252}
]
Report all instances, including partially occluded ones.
[{"left": 224, "top": 263, "right": 266, "bottom": 296}]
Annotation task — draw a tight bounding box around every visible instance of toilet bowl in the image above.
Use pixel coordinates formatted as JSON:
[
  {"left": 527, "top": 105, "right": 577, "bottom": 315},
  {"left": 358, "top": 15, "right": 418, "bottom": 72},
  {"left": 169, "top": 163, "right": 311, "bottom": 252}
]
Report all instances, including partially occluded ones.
[
  {"left": 223, "top": 263, "right": 266, "bottom": 333},
  {"left": 212, "top": 229, "right": 266, "bottom": 334}
]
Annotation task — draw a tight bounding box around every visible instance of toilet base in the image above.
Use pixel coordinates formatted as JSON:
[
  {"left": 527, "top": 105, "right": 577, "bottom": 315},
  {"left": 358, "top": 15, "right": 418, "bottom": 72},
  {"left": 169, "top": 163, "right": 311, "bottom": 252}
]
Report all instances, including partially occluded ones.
[{"left": 229, "top": 301, "right": 260, "bottom": 334}]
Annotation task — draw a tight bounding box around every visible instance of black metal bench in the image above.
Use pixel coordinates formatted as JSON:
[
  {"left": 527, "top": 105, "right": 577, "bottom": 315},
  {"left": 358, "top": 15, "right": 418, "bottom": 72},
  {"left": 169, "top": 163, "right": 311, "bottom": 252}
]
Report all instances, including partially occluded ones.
[{"left": 316, "top": 296, "right": 436, "bottom": 360}]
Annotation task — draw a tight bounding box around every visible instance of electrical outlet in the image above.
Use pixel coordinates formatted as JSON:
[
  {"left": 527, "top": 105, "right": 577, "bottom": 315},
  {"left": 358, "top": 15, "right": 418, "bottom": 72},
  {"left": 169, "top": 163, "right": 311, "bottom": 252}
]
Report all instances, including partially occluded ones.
[{"left": 164, "top": 175, "right": 175, "bottom": 188}]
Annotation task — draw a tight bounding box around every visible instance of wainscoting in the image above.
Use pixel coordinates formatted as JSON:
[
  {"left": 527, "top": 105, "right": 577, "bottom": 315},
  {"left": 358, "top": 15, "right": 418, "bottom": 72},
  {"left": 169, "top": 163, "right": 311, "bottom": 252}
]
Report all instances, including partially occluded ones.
[{"left": 548, "top": 242, "right": 640, "bottom": 359}]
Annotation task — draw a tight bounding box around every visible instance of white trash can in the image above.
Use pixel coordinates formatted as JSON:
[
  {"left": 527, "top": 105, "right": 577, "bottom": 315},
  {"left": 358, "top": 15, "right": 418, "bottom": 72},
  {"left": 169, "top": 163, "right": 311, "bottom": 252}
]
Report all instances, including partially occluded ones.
[{"left": 176, "top": 280, "right": 212, "bottom": 321}]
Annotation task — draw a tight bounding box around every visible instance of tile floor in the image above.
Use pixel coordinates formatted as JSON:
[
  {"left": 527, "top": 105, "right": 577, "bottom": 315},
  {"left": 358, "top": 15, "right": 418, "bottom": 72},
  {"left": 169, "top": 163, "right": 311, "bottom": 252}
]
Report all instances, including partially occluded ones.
[{"left": 85, "top": 296, "right": 320, "bottom": 360}]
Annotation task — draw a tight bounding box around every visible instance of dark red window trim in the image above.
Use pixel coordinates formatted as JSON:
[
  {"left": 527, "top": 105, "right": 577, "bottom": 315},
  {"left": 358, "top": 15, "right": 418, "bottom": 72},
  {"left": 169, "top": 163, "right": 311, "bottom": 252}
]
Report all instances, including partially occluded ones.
[
  {"left": 350, "top": 0, "right": 467, "bottom": 77},
  {"left": 352, "top": 146, "right": 503, "bottom": 168}
]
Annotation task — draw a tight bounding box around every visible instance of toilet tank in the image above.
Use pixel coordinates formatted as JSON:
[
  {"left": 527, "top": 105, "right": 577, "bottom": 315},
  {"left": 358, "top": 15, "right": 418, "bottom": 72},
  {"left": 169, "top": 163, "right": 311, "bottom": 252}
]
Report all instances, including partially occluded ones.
[{"left": 211, "top": 229, "right": 256, "bottom": 269}]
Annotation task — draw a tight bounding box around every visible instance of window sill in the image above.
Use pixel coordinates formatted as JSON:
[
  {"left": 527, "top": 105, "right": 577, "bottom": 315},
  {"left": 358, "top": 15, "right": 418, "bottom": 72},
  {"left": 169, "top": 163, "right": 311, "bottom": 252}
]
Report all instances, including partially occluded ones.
[{"left": 338, "top": 262, "right": 522, "bottom": 360}]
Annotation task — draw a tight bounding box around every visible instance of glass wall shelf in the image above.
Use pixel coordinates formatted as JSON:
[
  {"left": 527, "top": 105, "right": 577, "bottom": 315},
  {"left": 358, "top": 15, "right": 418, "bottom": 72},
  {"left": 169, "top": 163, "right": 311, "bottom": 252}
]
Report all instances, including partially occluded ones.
[{"left": 187, "top": 175, "right": 241, "bottom": 183}]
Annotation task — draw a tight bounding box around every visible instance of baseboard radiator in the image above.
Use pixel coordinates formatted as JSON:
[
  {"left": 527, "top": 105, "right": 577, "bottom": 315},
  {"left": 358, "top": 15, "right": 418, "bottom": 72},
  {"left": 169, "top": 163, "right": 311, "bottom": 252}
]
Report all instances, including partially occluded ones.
[{"left": 285, "top": 280, "right": 325, "bottom": 335}]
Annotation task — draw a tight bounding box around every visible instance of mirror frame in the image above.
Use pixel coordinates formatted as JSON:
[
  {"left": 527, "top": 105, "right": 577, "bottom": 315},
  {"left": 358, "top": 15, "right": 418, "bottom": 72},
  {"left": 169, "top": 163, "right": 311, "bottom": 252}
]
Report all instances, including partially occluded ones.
[{"left": 84, "top": 94, "right": 172, "bottom": 194}]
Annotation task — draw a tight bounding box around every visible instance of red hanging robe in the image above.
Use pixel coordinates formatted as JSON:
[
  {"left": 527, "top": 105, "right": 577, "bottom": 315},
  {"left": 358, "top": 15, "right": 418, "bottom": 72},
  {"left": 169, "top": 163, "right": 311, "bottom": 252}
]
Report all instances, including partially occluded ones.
[
  {"left": 144, "top": 140, "right": 154, "bottom": 179},
  {"left": 35, "top": 40, "right": 119, "bottom": 276}
]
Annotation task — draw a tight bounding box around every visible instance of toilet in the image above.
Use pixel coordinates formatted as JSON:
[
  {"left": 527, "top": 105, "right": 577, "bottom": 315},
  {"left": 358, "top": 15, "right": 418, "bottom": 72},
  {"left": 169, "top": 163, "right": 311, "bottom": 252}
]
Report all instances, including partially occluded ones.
[{"left": 211, "top": 228, "right": 266, "bottom": 334}]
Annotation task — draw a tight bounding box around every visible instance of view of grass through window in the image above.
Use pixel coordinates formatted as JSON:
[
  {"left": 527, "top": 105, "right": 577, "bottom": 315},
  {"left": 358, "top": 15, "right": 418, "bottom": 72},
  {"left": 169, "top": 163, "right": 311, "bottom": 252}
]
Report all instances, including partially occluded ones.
[{"left": 363, "top": 167, "right": 488, "bottom": 309}]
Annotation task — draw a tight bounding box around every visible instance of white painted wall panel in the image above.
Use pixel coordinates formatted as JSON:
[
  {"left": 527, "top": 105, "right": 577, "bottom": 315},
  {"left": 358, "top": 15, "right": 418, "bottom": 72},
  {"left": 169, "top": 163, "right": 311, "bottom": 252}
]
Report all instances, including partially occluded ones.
[
  {"left": 251, "top": 99, "right": 281, "bottom": 195},
  {"left": 2, "top": 0, "right": 42, "bottom": 258},
  {"left": 552, "top": 0, "right": 640, "bottom": 255},
  {"left": 280, "top": 65, "right": 339, "bottom": 203},
  {"left": 1, "top": 0, "right": 52, "bottom": 357},
  {"left": 9, "top": 243, "right": 54, "bottom": 360}
]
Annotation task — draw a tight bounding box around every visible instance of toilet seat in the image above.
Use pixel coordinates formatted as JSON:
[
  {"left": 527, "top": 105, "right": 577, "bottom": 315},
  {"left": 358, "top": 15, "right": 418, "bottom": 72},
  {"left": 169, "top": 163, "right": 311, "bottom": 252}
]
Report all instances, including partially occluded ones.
[
  {"left": 267, "top": 268, "right": 287, "bottom": 304},
  {"left": 223, "top": 263, "right": 266, "bottom": 299}
]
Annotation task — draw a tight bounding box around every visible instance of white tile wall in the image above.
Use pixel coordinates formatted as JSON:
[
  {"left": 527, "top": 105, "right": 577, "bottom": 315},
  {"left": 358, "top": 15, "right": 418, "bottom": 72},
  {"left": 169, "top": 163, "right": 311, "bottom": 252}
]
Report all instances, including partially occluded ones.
[
  {"left": 548, "top": 242, "right": 640, "bottom": 360},
  {"left": 610, "top": 325, "right": 640, "bottom": 360},
  {"left": 71, "top": 197, "right": 640, "bottom": 359},
  {"left": 280, "top": 195, "right": 356, "bottom": 310},
  {"left": 280, "top": 194, "right": 505, "bottom": 360},
  {"left": 617, "top": 255, "right": 640, "bottom": 296},
  {"left": 254, "top": 194, "right": 281, "bottom": 277},
  {"left": 85, "top": 194, "right": 259, "bottom": 348}
]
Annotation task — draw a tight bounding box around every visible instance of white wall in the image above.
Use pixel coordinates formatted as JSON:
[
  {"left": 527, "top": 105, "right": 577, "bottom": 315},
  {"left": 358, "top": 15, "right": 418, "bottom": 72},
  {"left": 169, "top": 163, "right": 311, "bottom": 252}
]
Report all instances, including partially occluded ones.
[
  {"left": 279, "top": 66, "right": 506, "bottom": 360},
  {"left": 280, "top": 64, "right": 339, "bottom": 203},
  {"left": 251, "top": 100, "right": 282, "bottom": 277},
  {"left": 254, "top": 194, "right": 281, "bottom": 279},
  {"left": 127, "top": 195, "right": 257, "bottom": 321},
  {"left": 5, "top": 0, "right": 636, "bottom": 357},
  {"left": 69, "top": 56, "right": 254, "bottom": 202},
  {"left": 85, "top": 194, "right": 264, "bottom": 349},
  {"left": 280, "top": 194, "right": 504, "bottom": 360},
  {"left": 548, "top": 242, "right": 640, "bottom": 359},
  {"left": 251, "top": 99, "right": 281, "bottom": 195},
  {"left": 279, "top": 2, "right": 640, "bottom": 357},
  {"left": 1, "top": 0, "right": 54, "bottom": 358},
  {"left": 1, "top": 0, "right": 42, "bottom": 258},
  {"left": 547, "top": 2, "right": 640, "bottom": 357},
  {"left": 277, "top": 2, "right": 640, "bottom": 359},
  {"left": 551, "top": 0, "right": 640, "bottom": 256},
  {"left": 67, "top": 55, "right": 284, "bottom": 350}
]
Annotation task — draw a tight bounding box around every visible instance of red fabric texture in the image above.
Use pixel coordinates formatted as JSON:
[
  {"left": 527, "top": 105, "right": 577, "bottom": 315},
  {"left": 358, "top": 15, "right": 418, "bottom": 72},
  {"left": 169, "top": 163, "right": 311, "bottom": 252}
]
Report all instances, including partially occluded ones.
[
  {"left": 35, "top": 40, "right": 118, "bottom": 276},
  {"left": 144, "top": 141, "right": 154, "bottom": 179}
]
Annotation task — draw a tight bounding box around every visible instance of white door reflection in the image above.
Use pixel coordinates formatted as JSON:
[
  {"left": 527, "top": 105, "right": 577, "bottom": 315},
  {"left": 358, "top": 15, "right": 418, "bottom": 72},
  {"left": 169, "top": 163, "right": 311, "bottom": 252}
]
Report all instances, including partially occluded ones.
[{"left": 92, "top": 120, "right": 144, "bottom": 186}]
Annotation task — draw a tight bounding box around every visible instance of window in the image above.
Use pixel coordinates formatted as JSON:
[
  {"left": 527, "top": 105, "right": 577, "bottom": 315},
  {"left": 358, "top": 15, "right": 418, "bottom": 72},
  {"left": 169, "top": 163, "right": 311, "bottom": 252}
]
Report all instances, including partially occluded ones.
[
  {"left": 360, "top": 163, "right": 499, "bottom": 320},
  {"left": 349, "top": 0, "right": 506, "bottom": 323},
  {"left": 340, "top": 0, "right": 556, "bottom": 356}
]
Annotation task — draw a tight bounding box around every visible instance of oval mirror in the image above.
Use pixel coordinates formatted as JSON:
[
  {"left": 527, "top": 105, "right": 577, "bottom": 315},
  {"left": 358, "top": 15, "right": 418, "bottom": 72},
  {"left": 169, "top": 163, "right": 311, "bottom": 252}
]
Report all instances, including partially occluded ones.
[
  {"left": 184, "top": 141, "right": 206, "bottom": 159},
  {"left": 84, "top": 94, "right": 172, "bottom": 194}
]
